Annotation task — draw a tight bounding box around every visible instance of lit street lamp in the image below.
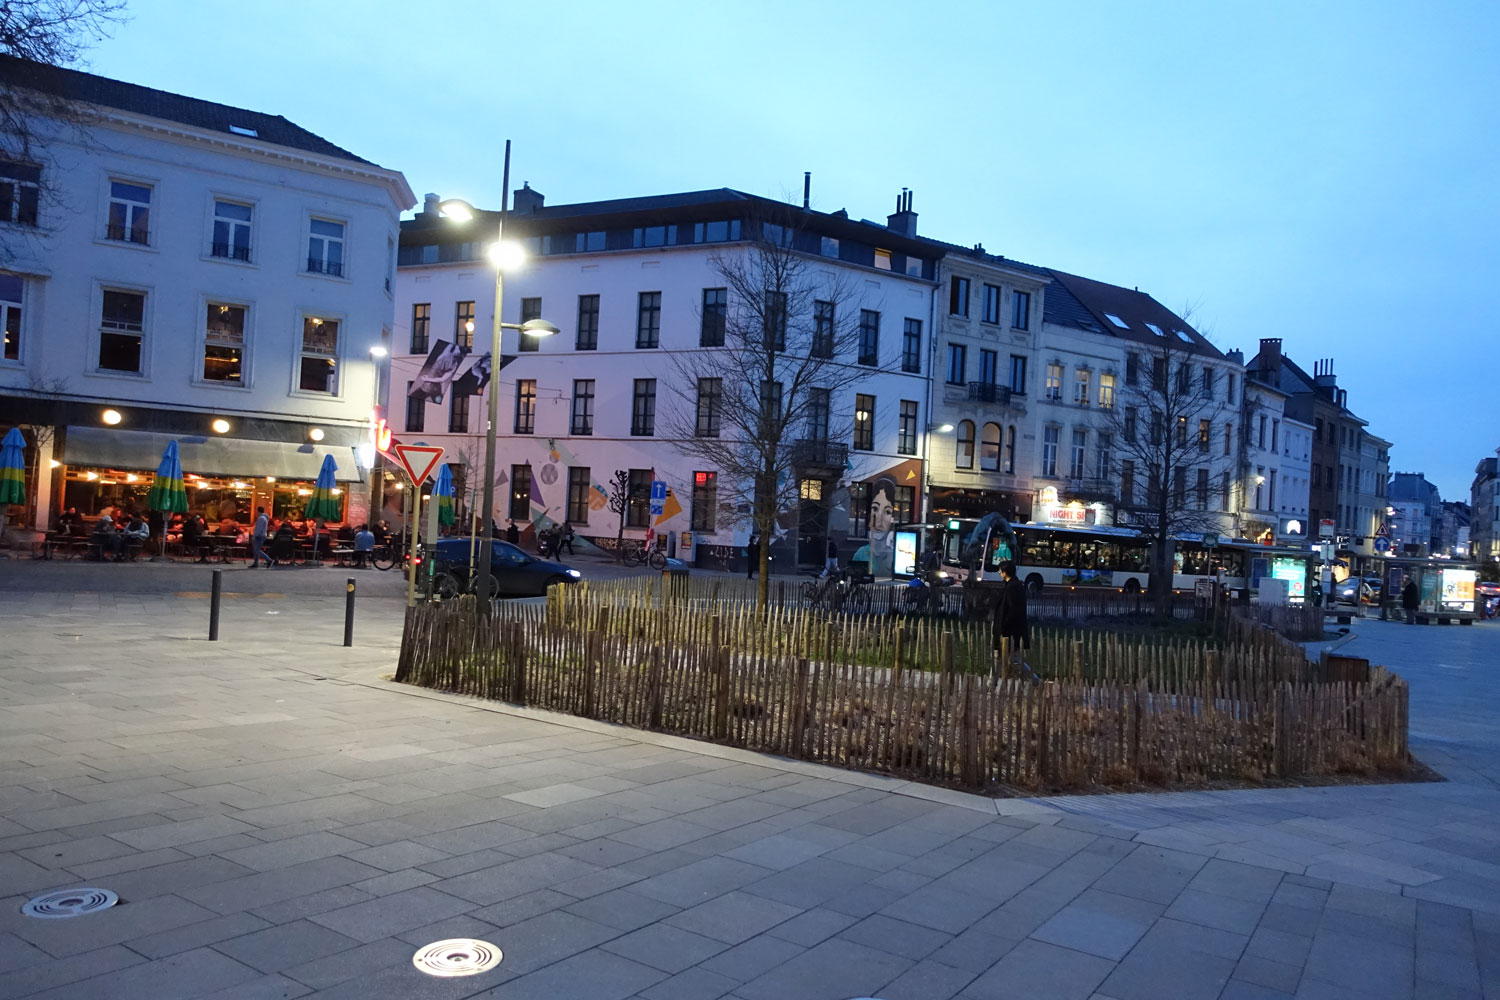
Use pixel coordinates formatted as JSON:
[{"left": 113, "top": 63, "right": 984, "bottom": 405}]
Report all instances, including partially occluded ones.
[{"left": 438, "top": 144, "right": 558, "bottom": 612}]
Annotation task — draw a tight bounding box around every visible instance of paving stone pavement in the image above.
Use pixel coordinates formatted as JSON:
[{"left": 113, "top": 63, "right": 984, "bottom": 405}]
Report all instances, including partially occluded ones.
[{"left": 0, "top": 581, "right": 1496, "bottom": 999}]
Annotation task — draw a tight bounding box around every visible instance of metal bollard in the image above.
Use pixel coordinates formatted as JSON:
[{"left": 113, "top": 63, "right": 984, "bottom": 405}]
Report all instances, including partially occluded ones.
[
  {"left": 209, "top": 569, "right": 222, "bottom": 641},
  {"left": 344, "top": 577, "right": 355, "bottom": 647}
]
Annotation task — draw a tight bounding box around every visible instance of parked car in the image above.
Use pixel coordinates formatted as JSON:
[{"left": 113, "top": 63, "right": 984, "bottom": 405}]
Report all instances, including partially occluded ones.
[
  {"left": 425, "top": 537, "right": 582, "bottom": 599},
  {"left": 1334, "top": 575, "right": 1382, "bottom": 605}
]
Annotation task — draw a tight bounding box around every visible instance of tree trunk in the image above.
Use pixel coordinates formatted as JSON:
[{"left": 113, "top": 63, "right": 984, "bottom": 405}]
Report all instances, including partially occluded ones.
[{"left": 616, "top": 509, "right": 626, "bottom": 564}]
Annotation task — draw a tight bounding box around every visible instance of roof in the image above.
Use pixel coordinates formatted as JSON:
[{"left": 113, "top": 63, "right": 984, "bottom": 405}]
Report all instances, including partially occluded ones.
[
  {"left": 1042, "top": 269, "right": 1225, "bottom": 360},
  {"left": 0, "top": 54, "right": 371, "bottom": 164}
]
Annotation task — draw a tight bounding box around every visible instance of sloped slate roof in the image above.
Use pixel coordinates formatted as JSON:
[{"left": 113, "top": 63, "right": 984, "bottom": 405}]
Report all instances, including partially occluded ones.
[
  {"left": 0, "top": 54, "right": 370, "bottom": 164},
  {"left": 1044, "top": 268, "right": 1224, "bottom": 359}
]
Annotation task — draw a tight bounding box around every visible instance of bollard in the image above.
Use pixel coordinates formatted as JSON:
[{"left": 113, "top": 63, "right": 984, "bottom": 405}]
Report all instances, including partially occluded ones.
[
  {"left": 209, "top": 569, "right": 222, "bottom": 641},
  {"left": 344, "top": 577, "right": 355, "bottom": 647}
]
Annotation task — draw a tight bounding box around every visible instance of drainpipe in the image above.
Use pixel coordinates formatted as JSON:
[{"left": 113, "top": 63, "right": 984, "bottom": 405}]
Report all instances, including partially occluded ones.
[{"left": 920, "top": 272, "right": 938, "bottom": 522}]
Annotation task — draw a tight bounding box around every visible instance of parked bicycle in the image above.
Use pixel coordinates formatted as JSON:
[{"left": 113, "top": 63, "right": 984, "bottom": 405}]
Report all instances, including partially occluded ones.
[
  {"left": 620, "top": 539, "right": 668, "bottom": 570},
  {"left": 800, "top": 569, "right": 870, "bottom": 613}
]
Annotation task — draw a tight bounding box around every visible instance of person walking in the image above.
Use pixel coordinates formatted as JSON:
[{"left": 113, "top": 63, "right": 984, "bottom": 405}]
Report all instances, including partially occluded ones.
[
  {"left": 249, "top": 506, "right": 273, "bottom": 568},
  {"left": 559, "top": 523, "right": 575, "bottom": 557},
  {"left": 824, "top": 537, "right": 839, "bottom": 577},
  {"left": 992, "top": 560, "right": 1034, "bottom": 682},
  {"left": 1401, "top": 577, "right": 1420, "bottom": 624},
  {"left": 746, "top": 532, "right": 760, "bottom": 579},
  {"left": 505, "top": 520, "right": 520, "bottom": 546}
]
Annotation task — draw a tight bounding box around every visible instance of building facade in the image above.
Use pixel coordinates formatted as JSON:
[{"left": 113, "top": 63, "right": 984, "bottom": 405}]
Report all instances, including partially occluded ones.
[
  {"left": 0, "top": 56, "right": 412, "bottom": 533},
  {"left": 1469, "top": 453, "right": 1498, "bottom": 563},
  {"left": 1387, "top": 472, "right": 1441, "bottom": 556}
]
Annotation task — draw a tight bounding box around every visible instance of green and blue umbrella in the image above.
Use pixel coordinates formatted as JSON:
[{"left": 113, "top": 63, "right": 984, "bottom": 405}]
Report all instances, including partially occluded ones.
[
  {"left": 304, "top": 454, "right": 341, "bottom": 522},
  {"left": 0, "top": 428, "right": 25, "bottom": 550},
  {"left": 145, "top": 440, "right": 188, "bottom": 516},
  {"left": 434, "top": 463, "right": 455, "bottom": 528}
]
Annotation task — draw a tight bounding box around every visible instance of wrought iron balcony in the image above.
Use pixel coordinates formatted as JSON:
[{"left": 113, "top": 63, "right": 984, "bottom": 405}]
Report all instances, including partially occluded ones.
[
  {"left": 306, "top": 258, "right": 344, "bottom": 278},
  {"left": 967, "top": 382, "right": 1012, "bottom": 405},
  {"left": 790, "top": 439, "right": 848, "bottom": 471},
  {"left": 105, "top": 224, "right": 149, "bottom": 245},
  {"left": 211, "top": 241, "right": 252, "bottom": 262}
]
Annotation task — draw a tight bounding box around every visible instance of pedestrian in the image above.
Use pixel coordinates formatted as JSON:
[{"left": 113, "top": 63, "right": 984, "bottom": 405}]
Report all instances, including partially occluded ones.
[
  {"left": 558, "top": 523, "right": 575, "bottom": 556},
  {"left": 506, "top": 520, "right": 520, "bottom": 546},
  {"left": 249, "top": 506, "right": 273, "bottom": 568},
  {"left": 746, "top": 532, "right": 760, "bottom": 579},
  {"left": 992, "top": 560, "right": 1034, "bottom": 682},
  {"left": 353, "top": 523, "right": 375, "bottom": 568},
  {"left": 824, "top": 537, "right": 839, "bottom": 577},
  {"left": 1401, "top": 577, "right": 1420, "bottom": 624}
]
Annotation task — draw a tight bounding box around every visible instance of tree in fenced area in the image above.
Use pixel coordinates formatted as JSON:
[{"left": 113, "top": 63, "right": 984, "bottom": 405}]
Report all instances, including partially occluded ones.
[
  {"left": 663, "top": 205, "right": 890, "bottom": 610},
  {"left": 1094, "top": 337, "right": 1233, "bottom": 615}
]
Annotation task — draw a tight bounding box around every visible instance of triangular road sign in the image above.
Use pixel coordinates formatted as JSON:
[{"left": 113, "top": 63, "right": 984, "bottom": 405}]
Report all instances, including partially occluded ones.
[{"left": 394, "top": 444, "right": 444, "bottom": 486}]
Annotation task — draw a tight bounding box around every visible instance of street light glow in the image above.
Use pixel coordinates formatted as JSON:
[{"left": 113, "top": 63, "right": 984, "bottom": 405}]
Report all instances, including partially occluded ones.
[
  {"left": 211, "top": 419, "right": 231, "bottom": 434},
  {"left": 519, "top": 319, "right": 560, "bottom": 338},
  {"left": 488, "top": 241, "right": 525, "bottom": 270},
  {"left": 369, "top": 345, "right": 389, "bottom": 358},
  {"left": 437, "top": 199, "right": 475, "bottom": 222},
  {"left": 102, "top": 409, "right": 122, "bottom": 425}
]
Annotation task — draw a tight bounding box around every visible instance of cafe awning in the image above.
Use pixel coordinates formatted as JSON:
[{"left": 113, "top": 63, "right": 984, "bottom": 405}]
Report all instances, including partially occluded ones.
[{"left": 61, "top": 427, "right": 366, "bottom": 483}]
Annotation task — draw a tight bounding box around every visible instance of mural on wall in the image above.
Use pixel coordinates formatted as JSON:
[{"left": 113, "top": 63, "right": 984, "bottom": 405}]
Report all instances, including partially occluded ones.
[
  {"left": 851, "top": 457, "right": 923, "bottom": 577},
  {"left": 406, "top": 339, "right": 499, "bottom": 404}
]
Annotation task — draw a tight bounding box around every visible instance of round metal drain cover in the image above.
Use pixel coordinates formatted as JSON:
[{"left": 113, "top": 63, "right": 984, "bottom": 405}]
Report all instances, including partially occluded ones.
[
  {"left": 412, "top": 939, "right": 503, "bottom": 977},
  {"left": 21, "top": 888, "right": 118, "bottom": 919}
]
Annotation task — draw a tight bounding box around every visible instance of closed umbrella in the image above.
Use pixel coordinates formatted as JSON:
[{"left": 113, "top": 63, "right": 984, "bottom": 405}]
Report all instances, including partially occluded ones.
[
  {"left": 145, "top": 440, "right": 188, "bottom": 558},
  {"left": 0, "top": 428, "right": 25, "bottom": 553},
  {"left": 304, "top": 453, "right": 340, "bottom": 564},
  {"left": 433, "top": 464, "right": 455, "bottom": 528}
]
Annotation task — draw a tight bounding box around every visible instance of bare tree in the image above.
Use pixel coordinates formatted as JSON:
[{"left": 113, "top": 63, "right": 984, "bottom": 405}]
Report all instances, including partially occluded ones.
[
  {"left": 1093, "top": 338, "right": 1232, "bottom": 614},
  {"left": 11, "top": 372, "right": 66, "bottom": 527},
  {"left": 605, "top": 468, "right": 647, "bottom": 563},
  {"left": 662, "top": 205, "right": 891, "bottom": 609}
]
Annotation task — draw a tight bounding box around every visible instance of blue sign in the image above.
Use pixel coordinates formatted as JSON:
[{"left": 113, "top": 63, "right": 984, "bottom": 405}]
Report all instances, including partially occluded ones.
[
  {"left": 649, "top": 479, "right": 667, "bottom": 516},
  {"left": 1374, "top": 536, "right": 1391, "bottom": 554}
]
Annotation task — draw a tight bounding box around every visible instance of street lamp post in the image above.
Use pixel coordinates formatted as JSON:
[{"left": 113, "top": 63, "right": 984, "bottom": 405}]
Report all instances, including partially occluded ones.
[{"left": 437, "top": 142, "right": 558, "bottom": 612}]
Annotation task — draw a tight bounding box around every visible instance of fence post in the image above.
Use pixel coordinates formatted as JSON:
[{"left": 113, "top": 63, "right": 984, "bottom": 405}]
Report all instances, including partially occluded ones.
[
  {"left": 1274, "top": 680, "right": 1292, "bottom": 777},
  {"left": 941, "top": 631, "right": 955, "bottom": 686},
  {"left": 894, "top": 627, "right": 906, "bottom": 686},
  {"left": 509, "top": 621, "right": 527, "bottom": 704},
  {"left": 648, "top": 644, "right": 664, "bottom": 729},
  {"left": 791, "top": 657, "right": 810, "bottom": 756},
  {"left": 343, "top": 578, "right": 356, "bottom": 647},
  {"left": 959, "top": 674, "right": 979, "bottom": 788},
  {"left": 1037, "top": 682, "right": 1055, "bottom": 785},
  {"left": 713, "top": 645, "right": 731, "bottom": 739}
]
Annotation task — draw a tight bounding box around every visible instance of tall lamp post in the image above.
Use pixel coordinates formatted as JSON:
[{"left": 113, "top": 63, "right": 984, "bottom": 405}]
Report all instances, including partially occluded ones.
[
  {"left": 437, "top": 142, "right": 557, "bottom": 611},
  {"left": 367, "top": 344, "right": 389, "bottom": 525}
]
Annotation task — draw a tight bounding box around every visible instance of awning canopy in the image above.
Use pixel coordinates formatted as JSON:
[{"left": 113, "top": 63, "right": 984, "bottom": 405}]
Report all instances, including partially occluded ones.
[{"left": 61, "top": 427, "right": 366, "bottom": 483}]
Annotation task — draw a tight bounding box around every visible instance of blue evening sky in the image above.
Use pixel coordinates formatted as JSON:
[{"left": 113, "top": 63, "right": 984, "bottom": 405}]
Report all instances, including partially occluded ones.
[{"left": 91, "top": 0, "right": 1497, "bottom": 499}]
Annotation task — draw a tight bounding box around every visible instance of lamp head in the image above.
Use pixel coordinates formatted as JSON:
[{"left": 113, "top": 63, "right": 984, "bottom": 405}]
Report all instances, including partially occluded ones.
[
  {"left": 488, "top": 241, "right": 525, "bottom": 270},
  {"left": 519, "top": 318, "right": 560, "bottom": 338},
  {"left": 368, "top": 345, "right": 389, "bottom": 358},
  {"left": 437, "top": 199, "right": 475, "bottom": 223},
  {"left": 932, "top": 423, "right": 955, "bottom": 433}
]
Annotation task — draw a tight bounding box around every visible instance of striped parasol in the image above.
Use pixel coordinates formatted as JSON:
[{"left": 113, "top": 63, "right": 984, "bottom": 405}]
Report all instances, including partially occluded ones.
[
  {"left": 0, "top": 428, "right": 25, "bottom": 551},
  {"left": 304, "top": 453, "right": 341, "bottom": 522},
  {"left": 433, "top": 463, "right": 455, "bottom": 527},
  {"left": 145, "top": 440, "right": 188, "bottom": 516}
]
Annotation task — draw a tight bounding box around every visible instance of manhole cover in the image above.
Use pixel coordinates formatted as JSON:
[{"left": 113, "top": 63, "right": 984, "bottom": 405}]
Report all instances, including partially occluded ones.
[
  {"left": 412, "top": 939, "right": 503, "bottom": 977},
  {"left": 22, "top": 888, "right": 118, "bottom": 918}
]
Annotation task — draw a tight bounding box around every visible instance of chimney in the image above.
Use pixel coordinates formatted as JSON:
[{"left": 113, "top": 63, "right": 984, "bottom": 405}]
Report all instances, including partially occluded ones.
[
  {"left": 887, "top": 188, "right": 917, "bottom": 237},
  {"left": 421, "top": 192, "right": 441, "bottom": 217},
  {"left": 1258, "top": 337, "right": 1282, "bottom": 386},
  {"left": 803, "top": 172, "right": 811, "bottom": 210},
  {"left": 1314, "top": 357, "right": 1338, "bottom": 393},
  {"left": 512, "top": 182, "right": 544, "bottom": 215},
  {"left": 1225, "top": 348, "right": 1244, "bottom": 366}
]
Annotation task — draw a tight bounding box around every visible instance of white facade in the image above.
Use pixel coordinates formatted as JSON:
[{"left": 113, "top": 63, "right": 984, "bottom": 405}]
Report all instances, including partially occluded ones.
[
  {"left": 1240, "top": 379, "right": 1290, "bottom": 540},
  {"left": 389, "top": 194, "right": 937, "bottom": 569},
  {"left": 1389, "top": 501, "right": 1431, "bottom": 555},
  {"left": 0, "top": 70, "right": 412, "bottom": 528},
  {"left": 1277, "top": 417, "right": 1313, "bottom": 524}
]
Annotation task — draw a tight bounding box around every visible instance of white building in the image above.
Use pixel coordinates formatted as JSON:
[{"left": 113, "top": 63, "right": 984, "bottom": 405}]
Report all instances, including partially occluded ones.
[
  {"left": 1278, "top": 416, "right": 1313, "bottom": 528},
  {"left": 389, "top": 187, "right": 940, "bottom": 572},
  {"left": 1472, "top": 453, "right": 1500, "bottom": 563},
  {"left": 0, "top": 56, "right": 412, "bottom": 533},
  {"left": 1240, "top": 376, "right": 1290, "bottom": 543}
]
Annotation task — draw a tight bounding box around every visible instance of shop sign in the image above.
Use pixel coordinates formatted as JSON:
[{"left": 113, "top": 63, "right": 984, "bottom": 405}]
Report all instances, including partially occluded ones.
[
  {"left": 1044, "top": 505, "right": 1089, "bottom": 524},
  {"left": 1441, "top": 568, "right": 1476, "bottom": 611},
  {"left": 1277, "top": 516, "right": 1306, "bottom": 540}
]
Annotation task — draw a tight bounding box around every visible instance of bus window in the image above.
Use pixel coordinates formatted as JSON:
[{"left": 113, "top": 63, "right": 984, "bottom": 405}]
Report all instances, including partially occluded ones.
[
  {"left": 1096, "top": 541, "right": 1118, "bottom": 571},
  {"left": 1019, "top": 530, "right": 1050, "bottom": 566},
  {"left": 1218, "top": 550, "right": 1245, "bottom": 577}
]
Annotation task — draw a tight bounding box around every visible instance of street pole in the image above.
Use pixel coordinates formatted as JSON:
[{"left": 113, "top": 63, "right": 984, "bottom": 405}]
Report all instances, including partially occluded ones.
[
  {"left": 406, "top": 485, "right": 421, "bottom": 607},
  {"left": 475, "top": 139, "right": 511, "bottom": 615}
]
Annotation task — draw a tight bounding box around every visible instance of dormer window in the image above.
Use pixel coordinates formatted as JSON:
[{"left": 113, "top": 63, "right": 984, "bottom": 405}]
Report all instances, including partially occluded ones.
[
  {"left": 1175, "top": 329, "right": 1194, "bottom": 343},
  {"left": 1106, "top": 313, "right": 1130, "bottom": 329},
  {"left": 1144, "top": 321, "right": 1165, "bottom": 336},
  {"left": 228, "top": 125, "right": 258, "bottom": 138}
]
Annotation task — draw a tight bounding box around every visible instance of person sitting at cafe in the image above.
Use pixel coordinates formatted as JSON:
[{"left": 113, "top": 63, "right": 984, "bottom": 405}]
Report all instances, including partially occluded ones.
[
  {"left": 90, "top": 512, "right": 122, "bottom": 560},
  {"left": 182, "top": 514, "right": 209, "bottom": 561},
  {"left": 353, "top": 523, "right": 375, "bottom": 567},
  {"left": 218, "top": 515, "right": 238, "bottom": 536},
  {"left": 122, "top": 515, "right": 149, "bottom": 559},
  {"left": 372, "top": 520, "right": 390, "bottom": 544},
  {"left": 57, "top": 507, "right": 80, "bottom": 533},
  {"left": 165, "top": 513, "right": 185, "bottom": 544}
]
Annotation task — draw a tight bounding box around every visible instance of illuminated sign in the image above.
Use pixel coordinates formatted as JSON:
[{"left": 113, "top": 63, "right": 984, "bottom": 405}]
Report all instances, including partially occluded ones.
[
  {"left": 1044, "top": 505, "right": 1088, "bottom": 524},
  {"left": 1441, "top": 568, "right": 1476, "bottom": 611},
  {"left": 1278, "top": 517, "right": 1305, "bottom": 538},
  {"left": 1270, "top": 557, "right": 1307, "bottom": 600},
  {"left": 1039, "top": 486, "right": 1060, "bottom": 505},
  {"left": 893, "top": 530, "right": 918, "bottom": 577}
]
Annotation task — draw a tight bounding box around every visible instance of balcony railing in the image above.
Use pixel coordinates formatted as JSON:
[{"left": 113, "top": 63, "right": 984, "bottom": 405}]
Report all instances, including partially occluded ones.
[
  {"left": 967, "top": 382, "right": 1013, "bottom": 405},
  {"left": 1063, "top": 477, "right": 1118, "bottom": 501},
  {"left": 105, "top": 224, "right": 149, "bottom": 245},
  {"left": 790, "top": 439, "right": 848, "bottom": 470},
  {"left": 211, "top": 241, "right": 252, "bottom": 262},
  {"left": 306, "top": 258, "right": 344, "bottom": 278}
]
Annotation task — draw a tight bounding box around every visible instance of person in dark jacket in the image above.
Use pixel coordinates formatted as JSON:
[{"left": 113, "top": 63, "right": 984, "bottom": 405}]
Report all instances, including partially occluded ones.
[
  {"left": 1401, "top": 577, "right": 1420, "bottom": 624},
  {"left": 992, "top": 560, "right": 1034, "bottom": 681},
  {"left": 506, "top": 520, "right": 520, "bottom": 546},
  {"left": 746, "top": 533, "right": 760, "bottom": 579}
]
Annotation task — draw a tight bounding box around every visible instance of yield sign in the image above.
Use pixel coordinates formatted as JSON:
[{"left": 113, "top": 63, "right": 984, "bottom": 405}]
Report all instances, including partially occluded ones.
[{"left": 393, "top": 444, "right": 444, "bottom": 486}]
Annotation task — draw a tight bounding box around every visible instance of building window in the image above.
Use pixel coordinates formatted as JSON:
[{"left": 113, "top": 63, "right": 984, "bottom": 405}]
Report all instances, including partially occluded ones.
[
  {"left": 1095, "top": 432, "right": 1113, "bottom": 480},
  {"left": 1197, "top": 468, "right": 1209, "bottom": 509},
  {"left": 0, "top": 273, "right": 20, "bottom": 360},
  {"left": 518, "top": 297, "right": 541, "bottom": 352},
  {"left": 812, "top": 300, "right": 834, "bottom": 358},
  {"left": 410, "top": 303, "right": 430, "bottom": 354},
  {"left": 764, "top": 290, "right": 787, "bottom": 350},
  {"left": 980, "top": 422, "right": 1001, "bottom": 471},
  {"left": 1176, "top": 415, "right": 1188, "bottom": 447},
  {"left": 691, "top": 471, "right": 717, "bottom": 532},
  {"left": 455, "top": 300, "right": 475, "bottom": 349},
  {"left": 898, "top": 400, "right": 918, "bottom": 456},
  {"left": 1199, "top": 419, "right": 1211, "bottom": 453},
  {"left": 567, "top": 466, "right": 591, "bottom": 524},
  {"left": 806, "top": 387, "right": 830, "bottom": 441},
  {"left": 696, "top": 377, "right": 721, "bottom": 437},
  {"left": 1224, "top": 422, "right": 1232, "bottom": 457},
  {"left": 571, "top": 379, "right": 595, "bottom": 435},
  {"left": 1255, "top": 467, "right": 1265, "bottom": 509},
  {"left": 946, "top": 343, "right": 966, "bottom": 384},
  {"left": 636, "top": 291, "right": 661, "bottom": 348},
  {"left": 820, "top": 236, "right": 840, "bottom": 258},
  {"left": 1098, "top": 373, "right": 1116, "bottom": 409},
  {"left": 627, "top": 469, "right": 652, "bottom": 528},
  {"left": 701, "top": 288, "right": 726, "bottom": 347},
  {"left": 1124, "top": 407, "right": 1137, "bottom": 443},
  {"left": 982, "top": 284, "right": 1001, "bottom": 324},
  {"left": 874, "top": 249, "right": 892, "bottom": 270},
  {"left": 1271, "top": 418, "right": 1279, "bottom": 452},
  {"left": 0, "top": 161, "right": 40, "bottom": 226},
  {"left": 1045, "top": 362, "right": 1063, "bottom": 400},
  {"left": 848, "top": 482, "right": 869, "bottom": 538},
  {"left": 514, "top": 379, "right": 535, "bottom": 434},
  {"left": 211, "top": 200, "right": 252, "bottom": 261},
  {"left": 306, "top": 218, "right": 345, "bottom": 276},
  {"left": 979, "top": 349, "right": 998, "bottom": 387},
  {"left": 202, "top": 302, "right": 246, "bottom": 384},
  {"left": 1121, "top": 460, "right": 1135, "bottom": 505},
  {"left": 1125, "top": 352, "right": 1139, "bottom": 386},
  {"left": 1073, "top": 369, "right": 1090, "bottom": 406},
  {"left": 1269, "top": 469, "right": 1277, "bottom": 509},
  {"left": 1176, "top": 362, "right": 1190, "bottom": 396},
  {"left": 298, "top": 316, "right": 338, "bottom": 392},
  {"left": 632, "top": 379, "right": 655, "bottom": 436},
  {"left": 1202, "top": 365, "right": 1215, "bottom": 397},
  {"left": 1012, "top": 290, "right": 1031, "bottom": 329},
  {"left": 449, "top": 392, "right": 470, "bottom": 433},
  {"left": 1004, "top": 426, "right": 1016, "bottom": 473},
  {"left": 956, "top": 420, "right": 975, "bottom": 470},
  {"left": 1174, "top": 466, "right": 1187, "bottom": 507},
  {"left": 405, "top": 382, "right": 424, "bottom": 433},
  {"left": 632, "top": 224, "right": 677, "bottom": 248},
  {"left": 853, "top": 394, "right": 875, "bottom": 451},
  {"left": 1221, "top": 471, "right": 1231, "bottom": 512},
  {"left": 949, "top": 276, "right": 970, "bottom": 317},
  {"left": 901, "top": 319, "right": 922, "bottom": 373},
  {"left": 760, "top": 380, "right": 783, "bottom": 428},
  {"left": 858, "top": 309, "right": 879, "bottom": 366},
  {"left": 1227, "top": 373, "right": 1236, "bottom": 404},
  {"left": 106, "top": 180, "right": 151, "bottom": 244},
  {"left": 1258, "top": 414, "right": 1267, "bottom": 449},
  {"left": 98, "top": 289, "right": 145, "bottom": 373},
  {"left": 510, "top": 464, "right": 532, "bottom": 521},
  {"left": 1042, "top": 426, "right": 1059, "bottom": 477},
  {"left": 576, "top": 294, "right": 599, "bottom": 350},
  {"left": 1069, "top": 428, "right": 1087, "bottom": 479}
]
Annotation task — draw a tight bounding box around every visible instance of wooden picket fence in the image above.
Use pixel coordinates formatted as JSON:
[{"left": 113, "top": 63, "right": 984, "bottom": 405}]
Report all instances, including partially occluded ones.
[{"left": 396, "top": 590, "right": 1410, "bottom": 794}]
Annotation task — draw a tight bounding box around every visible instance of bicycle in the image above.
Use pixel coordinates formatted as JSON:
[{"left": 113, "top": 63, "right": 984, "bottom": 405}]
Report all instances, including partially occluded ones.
[
  {"left": 369, "top": 543, "right": 397, "bottom": 571},
  {"left": 621, "top": 540, "right": 667, "bottom": 571}
]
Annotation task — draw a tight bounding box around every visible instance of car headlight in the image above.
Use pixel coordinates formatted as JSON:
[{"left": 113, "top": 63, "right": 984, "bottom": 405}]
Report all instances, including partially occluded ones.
[{"left": 566, "top": 569, "right": 582, "bottom": 578}]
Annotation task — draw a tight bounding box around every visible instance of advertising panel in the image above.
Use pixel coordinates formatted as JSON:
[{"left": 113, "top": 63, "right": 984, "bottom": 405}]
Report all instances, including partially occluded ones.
[
  {"left": 893, "top": 530, "right": 918, "bottom": 578},
  {"left": 1441, "top": 568, "right": 1476, "bottom": 611},
  {"left": 1270, "top": 556, "right": 1307, "bottom": 601},
  {"left": 1277, "top": 516, "right": 1308, "bottom": 542}
]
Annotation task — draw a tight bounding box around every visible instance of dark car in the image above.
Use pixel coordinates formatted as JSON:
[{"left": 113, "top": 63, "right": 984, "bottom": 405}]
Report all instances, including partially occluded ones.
[
  {"left": 1334, "top": 575, "right": 1382, "bottom": 605},
  {"left": 427, "top": 537, "right": 582, "bottom": 598}
]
